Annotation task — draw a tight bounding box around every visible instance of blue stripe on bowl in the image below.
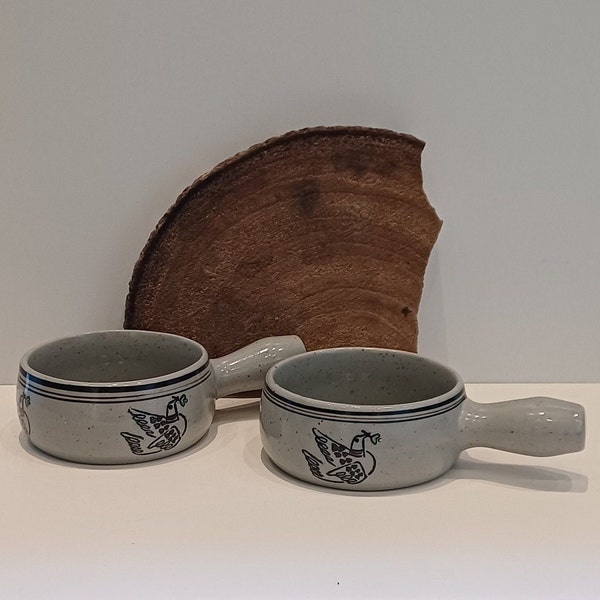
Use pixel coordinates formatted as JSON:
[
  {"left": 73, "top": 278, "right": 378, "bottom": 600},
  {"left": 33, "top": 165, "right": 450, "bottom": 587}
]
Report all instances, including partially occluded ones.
[
  {"left": 18, "top": 360, "right": 211, "bottom": 400},
  {"left": 18, "top": 369, "right": 212, "bottom": 403},
  {"left": 262, "top": 385, "right": 465, "bottom": 423}
]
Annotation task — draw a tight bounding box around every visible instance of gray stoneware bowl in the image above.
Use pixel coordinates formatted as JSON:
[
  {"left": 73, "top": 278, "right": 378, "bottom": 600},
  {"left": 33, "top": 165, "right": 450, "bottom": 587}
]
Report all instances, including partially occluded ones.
[
  {"left": 18, "top": 330, "right": 305, "bottom": 464},
  {"left": 260, "top": 347, "right": 586, "bottom": 491}
]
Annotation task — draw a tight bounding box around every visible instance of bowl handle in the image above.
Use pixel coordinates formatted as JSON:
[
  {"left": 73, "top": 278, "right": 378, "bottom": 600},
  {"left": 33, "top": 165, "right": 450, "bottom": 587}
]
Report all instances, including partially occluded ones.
[
  {"left": 211, "top": 336, "right": 306, "bottom": 398},
  {"left": 458, "top": 396, "right": 585, "bottom": 456}
]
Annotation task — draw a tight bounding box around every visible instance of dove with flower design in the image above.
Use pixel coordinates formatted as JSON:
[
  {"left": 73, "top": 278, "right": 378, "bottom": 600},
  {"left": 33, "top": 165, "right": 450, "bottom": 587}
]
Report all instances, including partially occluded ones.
[
  {"left": 302, "top": 428, "right": 381, "bottom": 485},
  {"left": 120, "top": 394, "right": 188, "bottom": 456}
]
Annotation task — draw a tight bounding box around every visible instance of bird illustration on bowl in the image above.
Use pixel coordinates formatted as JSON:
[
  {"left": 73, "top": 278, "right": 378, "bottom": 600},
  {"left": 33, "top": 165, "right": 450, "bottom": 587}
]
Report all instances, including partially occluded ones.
[
  {"left": 120, "top": 394, "right": 188, "bottom": 456},
  {"left": 302, "top": 428, "right": 381, "bottom": 485}
]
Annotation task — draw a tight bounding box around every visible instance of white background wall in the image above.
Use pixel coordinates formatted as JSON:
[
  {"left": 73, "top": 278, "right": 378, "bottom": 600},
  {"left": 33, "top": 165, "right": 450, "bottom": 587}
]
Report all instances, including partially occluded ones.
[{"left": 2, "top": 1, "right": 599, "bottom": 383}]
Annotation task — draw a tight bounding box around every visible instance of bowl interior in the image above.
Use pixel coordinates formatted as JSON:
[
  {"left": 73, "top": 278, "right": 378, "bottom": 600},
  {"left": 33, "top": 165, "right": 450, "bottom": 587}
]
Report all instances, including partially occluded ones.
[
  {"left": 25, "top": 331, "right": 205, "bottom": 383},
  {"left": 270, "top": 348, "right": 460, "bottom": 406}
]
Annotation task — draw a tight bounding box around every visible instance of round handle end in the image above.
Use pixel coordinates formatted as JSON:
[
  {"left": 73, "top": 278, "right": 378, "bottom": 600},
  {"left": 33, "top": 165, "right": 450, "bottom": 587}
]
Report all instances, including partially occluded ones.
[
  {"left": 212, "top": 335, "right": 306, "bottom": 397},
  {"left": 460, "top": 397, "right": 586, "bottom": 457}
]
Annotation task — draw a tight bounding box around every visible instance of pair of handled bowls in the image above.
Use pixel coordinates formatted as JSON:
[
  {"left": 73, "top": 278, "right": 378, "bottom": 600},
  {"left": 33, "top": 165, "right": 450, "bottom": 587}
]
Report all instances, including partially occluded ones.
[{"left": 17, "top": 330, "right": 585, "bottom": 490}]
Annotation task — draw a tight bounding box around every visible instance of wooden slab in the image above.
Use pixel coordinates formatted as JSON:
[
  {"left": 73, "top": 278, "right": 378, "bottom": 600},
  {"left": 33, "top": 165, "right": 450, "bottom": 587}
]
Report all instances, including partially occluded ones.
[{"left": 124, "top": 126, "right": 442, "bottom": 357}]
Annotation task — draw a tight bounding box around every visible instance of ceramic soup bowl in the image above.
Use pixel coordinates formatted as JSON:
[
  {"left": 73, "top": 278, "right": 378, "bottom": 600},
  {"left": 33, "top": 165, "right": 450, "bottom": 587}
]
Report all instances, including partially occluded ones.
[
  {"left": 18, "top": 330, "right": 305, "bottom": 464},
  {"left": 260, "top": 348, "right": 585, "bottom": 491}
]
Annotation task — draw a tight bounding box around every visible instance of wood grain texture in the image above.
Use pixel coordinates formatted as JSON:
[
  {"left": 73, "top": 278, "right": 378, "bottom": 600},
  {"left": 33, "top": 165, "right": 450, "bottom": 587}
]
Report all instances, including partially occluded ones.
[{"left": 124, "top": 126, "right": 442, "bottom": 357}]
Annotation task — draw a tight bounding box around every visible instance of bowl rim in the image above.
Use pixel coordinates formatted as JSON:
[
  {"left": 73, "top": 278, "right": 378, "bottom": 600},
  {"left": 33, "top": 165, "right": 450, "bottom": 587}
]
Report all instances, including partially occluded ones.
[
  {"left": 18, "top": 329, "right": 210, "bottom": 393},
  {"left": 263, "top": 347, "right": 466, "bottom": 416}
]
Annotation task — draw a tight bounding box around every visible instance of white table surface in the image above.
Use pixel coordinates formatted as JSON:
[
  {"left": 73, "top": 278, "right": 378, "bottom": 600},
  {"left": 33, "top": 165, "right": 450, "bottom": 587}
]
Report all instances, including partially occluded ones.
[{"left": 1, "top": 383, "right": 598, "bottom": 599}]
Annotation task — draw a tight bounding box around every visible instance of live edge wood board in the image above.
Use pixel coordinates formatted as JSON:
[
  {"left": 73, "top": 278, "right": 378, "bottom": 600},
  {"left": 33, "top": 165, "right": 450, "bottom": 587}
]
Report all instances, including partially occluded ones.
[{"left": 124, "top": 126, "right": 442, "bottom": 357}]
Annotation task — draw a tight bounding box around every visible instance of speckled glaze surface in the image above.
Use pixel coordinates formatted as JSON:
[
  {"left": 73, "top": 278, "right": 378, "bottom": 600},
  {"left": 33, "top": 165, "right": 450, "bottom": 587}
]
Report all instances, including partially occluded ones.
[
  {"left": 260, "top": 348, "right": 586, "bottom": 491},
  {"left": 18, "top": 331, "right": 305, "bottom": 464}
]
